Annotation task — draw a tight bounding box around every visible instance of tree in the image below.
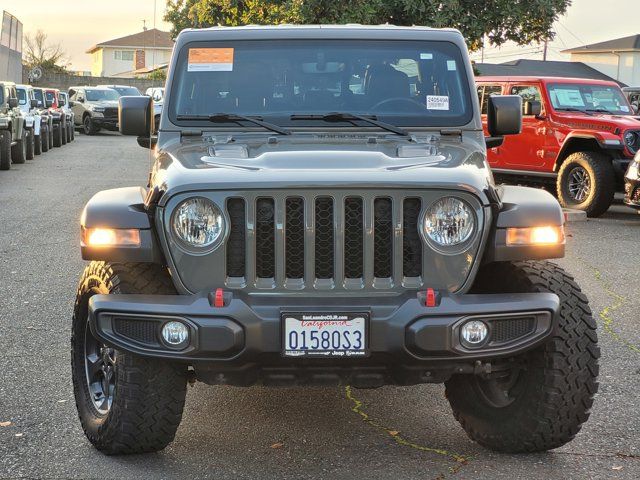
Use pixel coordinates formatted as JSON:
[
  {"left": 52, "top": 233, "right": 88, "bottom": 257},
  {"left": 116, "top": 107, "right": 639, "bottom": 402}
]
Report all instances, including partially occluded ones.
[
  {"left": 164, "top": 0, "right": 572, "bottom": 51},
  {"left": 23, "top": 30, "right": 69, "bottom": 73}
]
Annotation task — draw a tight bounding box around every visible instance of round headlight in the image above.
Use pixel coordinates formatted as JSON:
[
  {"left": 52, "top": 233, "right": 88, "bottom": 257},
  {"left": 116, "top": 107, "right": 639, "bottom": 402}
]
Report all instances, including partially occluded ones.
[
  {"left": 424, "top": 197, "right": 475, "bottom": 248},
  {"left": 172, "top": 197, "right": 224, "bottom": 249},
  {"left": 625, "top": 131, "right": 637, "bottom": 148}
]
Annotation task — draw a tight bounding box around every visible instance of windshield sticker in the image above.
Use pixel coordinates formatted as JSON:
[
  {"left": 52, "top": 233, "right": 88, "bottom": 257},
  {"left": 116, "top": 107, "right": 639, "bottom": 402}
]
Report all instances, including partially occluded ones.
[
  {"left": 447, "top": 60, "right": 457, "bottom": 71},
  {"left": 420, "top": 53, "right": 433, "bottom": 60},
  {"left": 554, "top": 89, "right": 585, "bottom": 107},
  {"left": 188, "top": 48, "right": 234, "bottom": 72},
  {"left": 427, "top": 95, "right": 450, "bottom": 110},
  {"left": 621, "top": 105, "right": 630, "bottom": 112}
]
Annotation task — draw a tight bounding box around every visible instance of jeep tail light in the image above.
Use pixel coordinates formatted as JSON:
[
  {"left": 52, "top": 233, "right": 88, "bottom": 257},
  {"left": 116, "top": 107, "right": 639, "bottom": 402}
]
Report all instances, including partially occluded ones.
[
  {"left": 506, "top": 226, "right": 564, "bottom": 246},
  {"left": 82, "top": 227, "right": 141, "bottom": 247}
]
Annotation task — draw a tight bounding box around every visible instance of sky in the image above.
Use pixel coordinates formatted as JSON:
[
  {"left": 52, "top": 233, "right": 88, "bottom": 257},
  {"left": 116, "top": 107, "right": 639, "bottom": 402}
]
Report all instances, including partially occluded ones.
[{"left": 2, "top": 0, "right": 640, "bottom": 71}]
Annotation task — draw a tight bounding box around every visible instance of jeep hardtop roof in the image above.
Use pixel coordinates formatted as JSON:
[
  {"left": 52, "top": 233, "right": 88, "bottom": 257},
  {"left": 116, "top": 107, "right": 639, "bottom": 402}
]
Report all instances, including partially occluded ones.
[
  {"left": 174, "top": 24, "right": 467, "bottom": 45},
  {"left": 477, "top": 76, "right": 620, "bottom": 87}
]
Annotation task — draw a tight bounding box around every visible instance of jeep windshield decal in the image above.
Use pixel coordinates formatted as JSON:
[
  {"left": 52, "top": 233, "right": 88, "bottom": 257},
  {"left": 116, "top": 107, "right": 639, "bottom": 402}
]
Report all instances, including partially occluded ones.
[
  {"left": 168, "top": 39, "right": 473, "bottom": 129},
  {"left": 548, "top": 83, "right": 632, "bottom": 116}
]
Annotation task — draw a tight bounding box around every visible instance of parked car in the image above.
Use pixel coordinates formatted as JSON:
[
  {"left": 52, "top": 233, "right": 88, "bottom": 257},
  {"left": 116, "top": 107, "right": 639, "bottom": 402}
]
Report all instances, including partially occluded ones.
[
  {"left": 624, "top": 151, "right": 640, "bottom": 210},
  {"left": 145, "top": 87, "right": 164, "bottom": 131},
  {"left": 16, "top": 84, "right": 42, "bottom": 157},
  {"left": 97, "top": 84, "right": 142, "bottom": 96},
  {"left": 57, "top": 91, "right": 75, "bottom": 143},
  {"left": 477, "top": 76, "right": 638, "bottom": 217},
  {"left": 622, "top": 86, "right": 640, "bottom": 112},
  {"left": 0, "top": 81, "right": 27, "bottom": 169},
  {"left": 72, "top": 25, "right": 599, "bottom": 455},
  {"left": 68, "top": 86, "right": 120, "bottom": 135},
  {"left": 45, "top": 88, "right": 67, "bottom": 147},
  {"left": 31, "top": 87, "right": 54, "bottom": 152}
]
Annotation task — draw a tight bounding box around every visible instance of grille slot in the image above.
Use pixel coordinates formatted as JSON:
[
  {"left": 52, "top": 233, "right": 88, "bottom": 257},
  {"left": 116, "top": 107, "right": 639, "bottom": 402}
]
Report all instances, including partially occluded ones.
[
  {"left": 491, "top": 317, "right": 536, "bottom": 343},
  {"left": 373, "top": 198, "right": 393, "bottom": 278},
  {"left": 285, "top": 197, "right": 305, "bottom": 279},
  {"left": 113, "top": 318, "right": 158, "bottom": 345},
  {"left": 315, "top": 197, "right": 334, "bottom": 279},
  {"left": 403, "top": 198, "right": 422, "bottom": 277},
  {"left": 255, "top": 198, "right": 275, "bottom": 278},
  {"left": 344, "top": 198, "right": 364, "bottom": 279},
  {"left": 226, "top": 198, "right": 246, "bottom": 277}
]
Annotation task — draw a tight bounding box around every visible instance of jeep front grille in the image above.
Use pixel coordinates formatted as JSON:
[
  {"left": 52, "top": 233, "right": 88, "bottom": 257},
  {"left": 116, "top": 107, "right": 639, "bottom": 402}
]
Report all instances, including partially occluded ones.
[{"left": 224, "top": 192, "right": 429, "bottom": 291}]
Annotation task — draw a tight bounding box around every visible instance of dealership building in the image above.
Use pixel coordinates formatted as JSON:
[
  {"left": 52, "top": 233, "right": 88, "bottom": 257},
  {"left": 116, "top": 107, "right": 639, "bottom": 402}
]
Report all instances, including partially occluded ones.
[{"left": 0, "top": 10, "right": 22, "bottom": 83}]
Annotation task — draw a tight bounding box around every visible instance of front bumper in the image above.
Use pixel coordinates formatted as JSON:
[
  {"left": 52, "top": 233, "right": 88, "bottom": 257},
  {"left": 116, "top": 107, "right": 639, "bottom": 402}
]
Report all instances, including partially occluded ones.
[
  {"left": 89, "top": 291, "right": 559, "bottom": 386},
  {"left": 624, "top": 161, "right": 640, "bottom": 209},
  {"left": 91, "top": 116, "right": 119, "bottom": 130}
]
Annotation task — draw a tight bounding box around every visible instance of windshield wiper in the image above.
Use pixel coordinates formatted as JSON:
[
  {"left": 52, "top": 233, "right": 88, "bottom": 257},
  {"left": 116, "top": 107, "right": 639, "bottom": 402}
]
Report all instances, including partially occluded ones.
[
  {"left": 554, "top": 107, "right": 593, "bottom": 116},
  {"left": 585, "top": 108, "right": 615, "bottom": 114},
  {"left": 291, "top": 112, "right": 411, "bottom": 137},
  {"left": 176, "top": 113, "right": 291, "bottom": 135}
]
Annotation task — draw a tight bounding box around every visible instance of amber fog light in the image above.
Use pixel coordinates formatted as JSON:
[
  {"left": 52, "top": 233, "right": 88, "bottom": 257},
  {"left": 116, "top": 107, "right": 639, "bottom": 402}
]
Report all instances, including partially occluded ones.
[
  {"left": 460, "top": 320, "right": 488, "bottom": 348},
  {"left": 161, "top": 321, "right": 190, "bottom": 349},
  {"left": 82, "top": 227, "right": 140, "bottom": 247},
  {"left": 506, "top": 226, "right": 564, "bottom": 246}
]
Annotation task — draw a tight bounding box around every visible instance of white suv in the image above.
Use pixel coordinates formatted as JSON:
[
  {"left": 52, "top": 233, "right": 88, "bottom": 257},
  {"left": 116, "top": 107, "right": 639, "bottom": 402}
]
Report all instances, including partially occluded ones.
[{"left": 16, "top": 84, "right": 44, "bottom": 156}]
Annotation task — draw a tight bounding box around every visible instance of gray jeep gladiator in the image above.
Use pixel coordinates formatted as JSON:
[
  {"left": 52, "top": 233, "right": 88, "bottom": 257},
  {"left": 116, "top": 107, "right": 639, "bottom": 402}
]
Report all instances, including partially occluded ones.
[{"left": 72, "top": 25, "right": 600, "bottom": 455}]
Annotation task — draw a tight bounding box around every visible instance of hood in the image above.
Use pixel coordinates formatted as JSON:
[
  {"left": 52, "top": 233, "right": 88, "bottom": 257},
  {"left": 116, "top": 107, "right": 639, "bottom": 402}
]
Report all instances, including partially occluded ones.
[
  {"left": 89, "top": 100, "right": 119, "bottom": 108},
  {"left": 560, "top": 112, "right": 640, "bottom": 131},
  {"left": 151, "top": 134, "right": 493, "bottom": 206}
]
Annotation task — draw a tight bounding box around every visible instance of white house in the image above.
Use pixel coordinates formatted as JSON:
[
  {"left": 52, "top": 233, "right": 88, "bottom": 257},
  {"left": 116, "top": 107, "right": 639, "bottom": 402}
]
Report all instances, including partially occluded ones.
[
  {"left": 563, "top": 34, "right": 640, "bottom": 87},
  {"left": 86, "top": 28, "right": 174, "bottom": 78}
]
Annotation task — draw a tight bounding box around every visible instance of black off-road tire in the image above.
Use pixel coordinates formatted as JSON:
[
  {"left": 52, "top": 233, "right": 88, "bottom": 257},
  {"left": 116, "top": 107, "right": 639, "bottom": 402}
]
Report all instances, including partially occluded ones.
[
  {"left": 71, "top": 124, "right": 75, "bottom": 141},
  {"left": 53, "top": 124, "right": 63, "bottom": 147},
  {"left": 34, "top": 133, "right": 42, "bottom": 155},
  {"left": 83, "top": 115, "right": 99, "bottom": 135},
  {"left": 48, "top": 123, "right": 54, "bottom": 147},
  {"left": 61, "top": 123, "right": 68, "bottom": 145},
  {"left": 445, "top": 261, "right": 600, "bottom": 453},
  {"left": 66, "top": 123, "right": 72, "bottom": 143},
  {"left": 41, "top": 125, "right": 50, "bottom": 152},
  {"left": 71, "top": 261, "right": 187, "bottom": 455},
  {"left": 557, "top": 151, "right": 615, "bottom": 217},
  {"left": 0, "top": 130, "right": 11, "bottom": 170},
  {"left": 26, "top": 129, "right": 35, "bottom": 160},
  {"left": 11, "top": 129, "right": 27, "bottom": 164}
]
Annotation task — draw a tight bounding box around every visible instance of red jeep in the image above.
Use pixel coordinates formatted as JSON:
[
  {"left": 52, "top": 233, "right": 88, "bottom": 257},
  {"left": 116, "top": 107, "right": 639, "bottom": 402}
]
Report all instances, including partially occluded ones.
[{"left": 477, "top": 76, "right": 638, "bottom": 216}]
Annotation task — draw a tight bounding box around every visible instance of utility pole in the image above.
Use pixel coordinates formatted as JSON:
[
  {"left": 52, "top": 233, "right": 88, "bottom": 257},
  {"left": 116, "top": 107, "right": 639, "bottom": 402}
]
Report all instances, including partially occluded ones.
[{"left": 543, "top": 38, "right": 548, "bottom": 61}]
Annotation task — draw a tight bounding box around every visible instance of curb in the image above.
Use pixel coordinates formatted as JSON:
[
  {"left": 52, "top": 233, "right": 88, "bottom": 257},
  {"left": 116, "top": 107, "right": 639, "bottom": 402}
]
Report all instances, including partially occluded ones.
[{"left": 563, "top": 208, "right": 587, "bottom": 223}]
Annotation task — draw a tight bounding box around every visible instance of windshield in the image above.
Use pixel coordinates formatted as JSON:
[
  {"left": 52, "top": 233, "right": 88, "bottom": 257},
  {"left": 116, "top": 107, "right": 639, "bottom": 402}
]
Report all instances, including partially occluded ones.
[
  {"left": 17, "top": 88, "right": 27, "bottom": 105},
  {"left": 59, "top": 93, "right": 67, "bottom": 106},
  {"left": 46, "top": 91, "right": 56, "bottom": 103},
  {"left": 548, "top": 83, "right": 631, "bottom": 115},
  {"left": 111, "top": 86, "right": 141, "bottom": 96},
  {"left": 169, "top": 40, "right": 473, "bottom": 128},
  {"left": 33, "top": 89, "right": 43, "bottom": 103},
  {"left": 86, "top": 89, "right": 120, "bottom": 102}
]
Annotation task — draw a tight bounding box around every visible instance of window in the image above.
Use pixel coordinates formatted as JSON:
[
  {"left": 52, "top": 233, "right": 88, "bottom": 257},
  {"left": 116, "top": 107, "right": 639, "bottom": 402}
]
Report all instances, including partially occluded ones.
[
  {"left": 17, "top": 88, "right": 26, "bottom": 105},
  {"left": 477, "top": 85, "right": 502, "bottom": 115},
  {"left": 547, "top": 83, "right": 631, "bottom": 115},
  {"left": 170, "top": 39, "right": 474, "bottom": 128},
  {"left": 114, "top": 50, "right": 134, "bottom": 61},
  {"left": 511, "top": 85, "right": 542, "bottom": 115}
]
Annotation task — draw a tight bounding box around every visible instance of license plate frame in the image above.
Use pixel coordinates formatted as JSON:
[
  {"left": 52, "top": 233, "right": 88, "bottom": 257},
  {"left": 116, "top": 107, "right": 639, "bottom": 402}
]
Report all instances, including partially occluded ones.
[{"left": 281, "top": 312, "right": 369, "bottom": 358}]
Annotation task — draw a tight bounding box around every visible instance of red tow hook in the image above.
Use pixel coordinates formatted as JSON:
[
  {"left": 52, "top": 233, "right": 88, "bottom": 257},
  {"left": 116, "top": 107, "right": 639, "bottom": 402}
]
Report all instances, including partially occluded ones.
[
  {"left": 419, "top": 288, "right": 441, "bottom": 307},
  {"left": 208, "top": 288, "right": 232, "bottom": 308}
]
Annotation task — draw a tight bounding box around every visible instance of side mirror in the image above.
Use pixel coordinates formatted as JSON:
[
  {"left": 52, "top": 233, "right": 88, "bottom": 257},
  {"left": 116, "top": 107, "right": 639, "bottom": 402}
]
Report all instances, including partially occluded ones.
[
  {"left": 30, "top": 99, "right": 38, "bottom": 108},
  {"left": 487, "top": 95, "right": 522, "bottom": 136},
  {"left": 69, "top": 100, "right": 75, "bottom": 107},
  {"left": 523, "top": 100, "right": 542, "bottom": 117},
  {"left": 78, "top": 98, "right": 85, "bottom": 103},
  {"left": 119, "top": 95, "right": 154, "bottom": 139},
  {"left": 45, "top": 99, "right": 53, "bottom": 108},
  {"left": 8, "top": 98, "right": 18, "bottom": 108}
]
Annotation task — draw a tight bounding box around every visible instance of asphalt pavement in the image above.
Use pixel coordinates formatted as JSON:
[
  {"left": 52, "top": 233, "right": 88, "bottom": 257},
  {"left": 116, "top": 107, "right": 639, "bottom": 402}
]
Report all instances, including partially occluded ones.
[{"left": 0, "top": 132, "right": 638, "bottom": 480}]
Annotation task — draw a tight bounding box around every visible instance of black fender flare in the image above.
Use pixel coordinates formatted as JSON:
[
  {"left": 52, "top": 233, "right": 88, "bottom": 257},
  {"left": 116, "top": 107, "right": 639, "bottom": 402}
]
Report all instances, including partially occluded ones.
[
  {"left": 80, "top": 187, "right": 163, "bottom": 263},
  {"left": 483, "top": 185, "right": 565, "bottom": 263}
]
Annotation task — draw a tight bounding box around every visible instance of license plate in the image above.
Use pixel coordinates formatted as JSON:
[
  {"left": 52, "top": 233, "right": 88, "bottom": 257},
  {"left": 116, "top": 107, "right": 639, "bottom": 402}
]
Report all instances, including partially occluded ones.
[{"left": 282, "top": 313, "right": 368, "bottom": 357}]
